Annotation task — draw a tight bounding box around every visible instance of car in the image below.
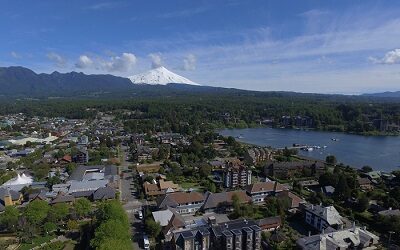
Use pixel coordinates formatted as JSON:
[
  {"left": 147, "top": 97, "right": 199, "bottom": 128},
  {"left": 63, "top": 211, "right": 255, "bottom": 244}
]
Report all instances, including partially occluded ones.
[
  {"left": 138, "top": 210, "right": 143, "bottom": 220},
  {"left": 143, "top": 234, "right": 150, "bottom": 250}
]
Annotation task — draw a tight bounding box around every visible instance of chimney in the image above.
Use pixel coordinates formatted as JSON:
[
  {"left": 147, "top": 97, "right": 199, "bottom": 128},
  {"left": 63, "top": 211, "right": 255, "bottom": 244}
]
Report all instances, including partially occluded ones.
[
  {"left": 308, "top": 231, "right": 311, "bottom": 237},
  {"left": 352, "top": 221, "right": 356, "bottom": 232},
  {"left": 322, "top": 228, "right": 325, "bottom": 234},
  {"left": 244, "top": 219, "right": 248, "bottom": 224}
]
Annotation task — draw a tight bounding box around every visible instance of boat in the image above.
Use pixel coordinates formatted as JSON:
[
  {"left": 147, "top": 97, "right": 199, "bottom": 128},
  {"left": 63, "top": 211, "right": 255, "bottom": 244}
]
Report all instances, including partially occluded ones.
[
  {"left": 236, "top": 135, "right": 244, "bottom": 139},
  {"left": 331, "top": 138, "right": 339, "bottom": 141}
]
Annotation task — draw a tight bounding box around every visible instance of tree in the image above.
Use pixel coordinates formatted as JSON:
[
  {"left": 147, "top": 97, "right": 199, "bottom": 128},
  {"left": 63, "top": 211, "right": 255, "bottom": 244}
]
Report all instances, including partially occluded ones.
[
  {"left": 91, "top": 220, "right": 131, "bottom": 249},
  {"left": 74, "top": 198, "right": 91, "bottom": 218},
  {"left": 67, "top": 220, "right": 79, "bottom": 231},
  {"left": 145, "top": 218, "right": 161, "bottom": 238},
  {"left": 43, "top": 222, "right": 57, "bottom": 234},
  {"left": 361, "top": 166, "right": 373, "bottom": 173},
  {"left": 199, "top": 164, "right": 212, "bottom": 178},
  {"left": 48, "top": 203, "right": 70, "bottom": 222},
  {"left": 334, "top": 175, "right": 351, "bottom": 200},
  {"left": 356, "top": 195, "right": 370, "bottom": 212},
  {"left": 326, "top": 155, "right": 337, "bottom": 165},
  {"left": 0, "top": 206, "right": 19, "bottom": 231},
  {"left": 24, "top": 200, "right": 50, "bottom": 225}
]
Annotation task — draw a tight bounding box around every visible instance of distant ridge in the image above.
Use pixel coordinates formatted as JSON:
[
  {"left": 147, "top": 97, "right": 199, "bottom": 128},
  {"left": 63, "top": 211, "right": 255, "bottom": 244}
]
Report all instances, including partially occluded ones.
[
  {"left": 0, "top": 66, "right": 133, "bottom": 97},
  {"left": 362, "top": 91, "right": 400, "bottom": 98}
]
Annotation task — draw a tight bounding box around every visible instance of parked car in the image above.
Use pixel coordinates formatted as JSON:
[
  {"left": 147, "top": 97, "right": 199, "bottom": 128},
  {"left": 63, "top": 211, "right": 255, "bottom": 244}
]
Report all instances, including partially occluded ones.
[
  {"left": 138, "top": 210, "right": 143, "bottom": 220},
  {"left": 143, "top": 234, "right": 150, "bottom": 250}
]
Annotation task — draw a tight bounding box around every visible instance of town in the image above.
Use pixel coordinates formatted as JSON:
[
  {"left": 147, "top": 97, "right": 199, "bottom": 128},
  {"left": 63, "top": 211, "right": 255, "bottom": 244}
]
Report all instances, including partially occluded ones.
[{"left": 1, "top": 109, "right": 399, "bottom": 250}]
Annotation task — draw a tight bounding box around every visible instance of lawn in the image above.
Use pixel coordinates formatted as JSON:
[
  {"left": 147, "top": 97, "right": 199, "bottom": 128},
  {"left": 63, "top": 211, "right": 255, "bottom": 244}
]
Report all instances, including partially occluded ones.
[
  {"left": 180, "top": 182, "right": 203, "bottom": 190},
  {"left": 19, "top": 235, "right": 55, "bottom": 250}
]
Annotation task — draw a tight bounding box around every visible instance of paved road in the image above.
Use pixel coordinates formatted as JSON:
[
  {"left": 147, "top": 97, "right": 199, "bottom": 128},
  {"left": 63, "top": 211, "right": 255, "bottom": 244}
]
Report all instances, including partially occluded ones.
[{"left": 119, "top": 143, "right": 146, "bottom": 250}]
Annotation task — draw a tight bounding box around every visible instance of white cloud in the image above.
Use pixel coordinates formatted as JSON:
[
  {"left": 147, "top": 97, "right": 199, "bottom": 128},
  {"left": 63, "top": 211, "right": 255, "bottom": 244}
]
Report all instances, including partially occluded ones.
[
  {"left": 75, "top": 55, "right": 94, "bottom": 69},
  {"left": 74, "top": 52, "right": 137, "bottom": 72},
  {"left": 10, "top": 51, "right": 21, "bottom": 59},
  {"left": 149, "top": 53, "right": 163, "bottom": 68},
  {"left": 103, "top": 52, "right": 137, "bottom": 72},
  {"left": 183, "top": 54, "right": 196, "bottom": 71},
  {"left": 369, "top": 49, "right": 400, "bottom": 64},
  {"left": 46, "top": 52, "right": 67, "bottom": 67}
]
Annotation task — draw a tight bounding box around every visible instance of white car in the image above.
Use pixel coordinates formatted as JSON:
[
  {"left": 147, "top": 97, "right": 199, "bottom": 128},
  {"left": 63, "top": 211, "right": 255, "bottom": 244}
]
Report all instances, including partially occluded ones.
[
  {"left": 138, "top": 210, "right": 143, "bottom": 220},
  {"left": 143, "top": 235, "right": 150, "bottom": 250}
]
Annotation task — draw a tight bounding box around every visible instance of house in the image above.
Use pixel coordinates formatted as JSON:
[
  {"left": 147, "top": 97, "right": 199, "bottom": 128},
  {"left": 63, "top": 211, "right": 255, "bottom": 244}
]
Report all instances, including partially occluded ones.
[
  {"left": 244, "top": 147, "right": 271, "bottom": 165},
  {"left": 157, "top": 192, "right": 205, "bottom": 214},
  {"left": 378, "top": 207, "right": 400, "bottom": 217},
  {"left": 255, "top": 216, "right": 281, "bottom": 232},
  {"left": 143, "top": 179, "right": 180, "bottom": 198},
  {"left": 202, "top": 190, "right": 251, "bottom": 213},
  {"left": 92, "top": 186, "right": 116, "bottom": 201},
  {"left": 0, "top": 188, "right": 23, "bottom": 208},
  {"left": 51, "top": 193, "right": 75, "bottom": 204},
  {"left": 321, "top": 186, "right": 335, "bottom": 196},
  {"left": 275, "top": 190, "right": 305, "bottom": 209},
  {"left": 303, "top": 204, "right": 344, "bottom": 232},
  {"left": 245, "top": 181, "right": 287, "bottom": 204},
  {"left": 297, "top": 226, "right": 379, "bottom": 250},
  {"left": 223, "top": 161, "right": 252, "bottom": 188},
  {"left": 172, "top": 219, "right": 262, "bottom": 250},
  {"left": 358, "top": 177, "right": 374, "bottom": 191}
]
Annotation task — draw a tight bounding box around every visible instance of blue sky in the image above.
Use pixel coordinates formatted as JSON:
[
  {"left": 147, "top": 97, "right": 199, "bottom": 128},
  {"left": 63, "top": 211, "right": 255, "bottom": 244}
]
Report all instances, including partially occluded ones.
[{"left": 1, "top": 0, "right": 400, "bottom": 94}]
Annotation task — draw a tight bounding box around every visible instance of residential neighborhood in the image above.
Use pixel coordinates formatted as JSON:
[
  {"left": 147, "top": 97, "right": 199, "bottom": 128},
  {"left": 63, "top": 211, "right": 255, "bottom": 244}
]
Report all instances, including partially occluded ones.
[{"left": 1, "top": 110, "right": 398, "bottom": 250}]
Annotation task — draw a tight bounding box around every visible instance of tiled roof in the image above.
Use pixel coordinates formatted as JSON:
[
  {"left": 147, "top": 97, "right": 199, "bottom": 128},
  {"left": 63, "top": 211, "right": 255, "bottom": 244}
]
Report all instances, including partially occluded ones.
[
  {"left": 246, "top": 181, "right": 287, "bottom": 194},
  {"left": 202, "top": 191, "right": 251, "bottom": 210}
]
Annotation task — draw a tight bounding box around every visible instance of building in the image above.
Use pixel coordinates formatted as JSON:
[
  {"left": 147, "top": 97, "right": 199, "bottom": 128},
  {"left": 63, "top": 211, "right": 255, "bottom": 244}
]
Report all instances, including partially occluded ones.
[
  {"left": 244, "top": 147, "right": 271, "bottom": 165},
  {"left": 255, "top": 216, "right": 281, "bottom": 232},
  {"left": 297, "top": 226, "right": 379, "bottom": 250},
  {"left": 64, "top": 165, "right": 118, "bottom": 198},
  {"left": 0, "top": 188, "right": 23, "bottom": 211},
  {"left": 223, "top": 161, "right": 252, "bottom": 188},
  {"left": 143, "top": 179, "right": 180, "bottom": 198},
  {"left": 172, "top": 219, "right": 262, "bottom": 250},
  {"left": 73, "top": 147, "right": 89, "bottom": 164},
  {"left": 202, "top": 191, "right": 251, "bottom": 213},
  {"left": 358, "top": 177, "right": 374, "bottom": 191},
  {"left": 245, "top": 181, "right": 287, "bottom": 204},
  {"left": 157, "top": 192, "right": 205, "bottom": 214},
  {"left": 304, "top": 204, "right": 344, "bottom": 232}
]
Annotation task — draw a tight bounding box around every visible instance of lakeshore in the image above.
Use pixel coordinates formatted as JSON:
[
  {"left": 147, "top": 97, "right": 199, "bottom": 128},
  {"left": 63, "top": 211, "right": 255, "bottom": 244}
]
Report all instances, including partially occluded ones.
[{"left": 219, "top": 127, "right": 400, "bottom": 172}]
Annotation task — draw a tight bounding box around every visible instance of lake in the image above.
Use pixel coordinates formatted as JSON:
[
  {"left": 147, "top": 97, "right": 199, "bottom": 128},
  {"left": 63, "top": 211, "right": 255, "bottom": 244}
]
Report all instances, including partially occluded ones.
[{"left": 219, "top": 127, "right": 400, "bottom": 172}]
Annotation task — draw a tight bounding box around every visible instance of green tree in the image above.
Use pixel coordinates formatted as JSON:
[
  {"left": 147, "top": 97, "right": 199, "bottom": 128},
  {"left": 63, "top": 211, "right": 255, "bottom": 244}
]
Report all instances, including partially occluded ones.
[
  {"left": 356, "top": 194, "right": 370, "bottom": 212},
  {"left": 0, "top": 206, "right": 19, "bottom": 231},
  {"left": 334, "top": 175, "right": 351, "bottom": 200},
  {"left": 48, "top": 203, "right": 70, "bottom": 222},
  {"left": 43, "top": 222, "right": 57, "bottom": 234},
  {"left": 91, "top": 220, "right": 131, "bottom": 249},
  {"left": 145, "top": 218, "right": 161, "bottom": 238},
  {"left": 73, "top": 198, "right": 91, "bottom": 218},
  {"left": 24, "top": 200, "right": 50, "bottom": 225},
  {"left": 326, "top": 155, "right": 337, "bottom": 165}
]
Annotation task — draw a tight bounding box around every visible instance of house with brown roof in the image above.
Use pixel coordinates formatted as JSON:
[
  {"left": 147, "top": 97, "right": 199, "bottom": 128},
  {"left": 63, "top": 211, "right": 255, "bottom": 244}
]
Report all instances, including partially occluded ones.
[
  {"left": 157, "top": 191, "right": 205, "bottom": 214},
  {"left": 245, "top": 181, "right": 288, "bottom": 204},
  {"left": 202, "top": 190, "right": 251, "bottom": 213},
  {"left": 256, "top": 216, "right": 282, "bottom": 232},
  {"left": 275, "top": 190, "right": 305, "bottom": 209},
  {"left": 143, "top": 179, "right": 180, "bottom": 198},
  {"left": 358, "top": 177, "right": 374, "bottom": 191}
]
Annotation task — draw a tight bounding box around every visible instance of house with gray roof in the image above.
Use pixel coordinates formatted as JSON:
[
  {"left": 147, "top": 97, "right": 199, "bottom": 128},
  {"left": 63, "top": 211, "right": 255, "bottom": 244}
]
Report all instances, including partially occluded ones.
[
  {"left": 304, "top": 204, "right": 344, "bottom": 232},
  {"left": 297, "top": 226, "right": 379, "bottom": 250}
]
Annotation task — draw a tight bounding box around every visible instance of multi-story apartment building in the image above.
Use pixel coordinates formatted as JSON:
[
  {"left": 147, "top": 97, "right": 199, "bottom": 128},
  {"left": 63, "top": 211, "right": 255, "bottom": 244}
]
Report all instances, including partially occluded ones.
[
  {"left": 172, "top": 219, "right": 262, "bottom": 250},
  {"left": 223, "top": 161, "right": 252, "bottom": 188}
]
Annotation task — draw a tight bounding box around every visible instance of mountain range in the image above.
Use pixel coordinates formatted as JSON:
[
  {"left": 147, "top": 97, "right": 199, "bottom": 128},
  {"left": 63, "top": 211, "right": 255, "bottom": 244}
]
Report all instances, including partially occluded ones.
[{"left": 0, "top": 65, "right": 398, "bottom": 99}]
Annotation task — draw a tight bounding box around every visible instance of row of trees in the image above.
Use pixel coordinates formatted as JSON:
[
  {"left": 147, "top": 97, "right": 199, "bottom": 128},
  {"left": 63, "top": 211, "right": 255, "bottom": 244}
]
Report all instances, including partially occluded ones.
[{"left": 0, "top": 198, "right": 92, "bottom": 243}]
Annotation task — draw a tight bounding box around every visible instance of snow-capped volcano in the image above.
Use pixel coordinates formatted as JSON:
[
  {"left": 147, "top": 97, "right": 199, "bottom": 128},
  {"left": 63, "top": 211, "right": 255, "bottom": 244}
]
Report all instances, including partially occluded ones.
[{"left": 129, "top": 66, "right": 199, "bottom": 85}]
